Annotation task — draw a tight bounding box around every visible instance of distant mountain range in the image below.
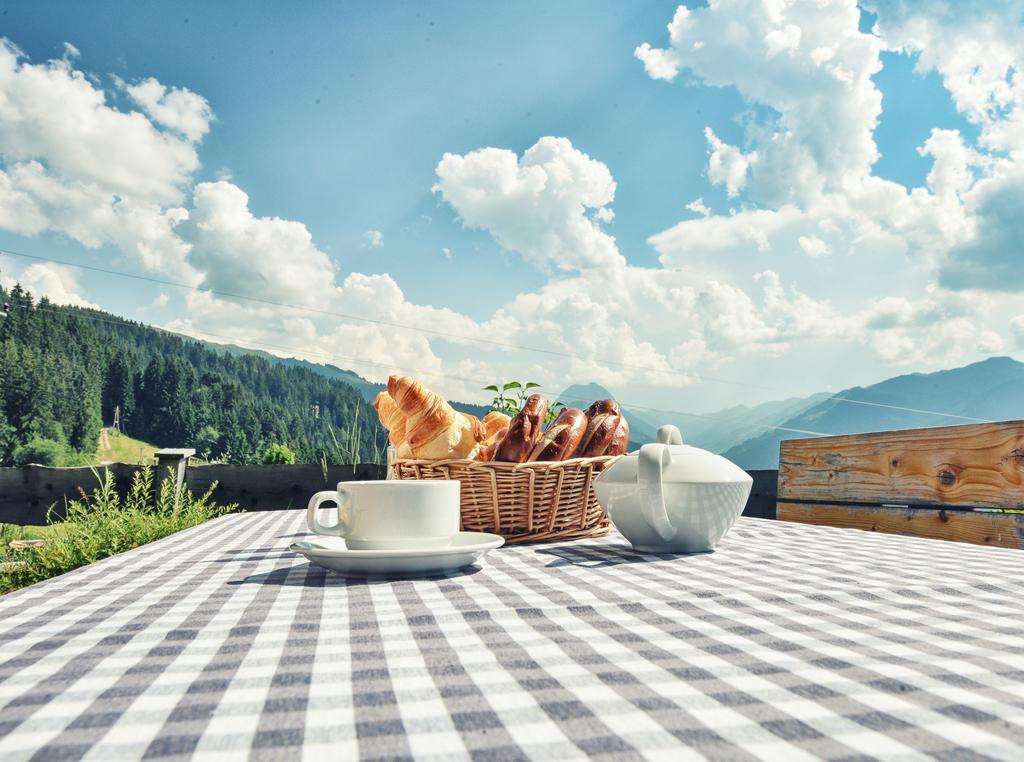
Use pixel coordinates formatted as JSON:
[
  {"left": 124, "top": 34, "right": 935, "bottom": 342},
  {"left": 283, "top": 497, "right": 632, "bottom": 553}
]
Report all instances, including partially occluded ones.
[
  {"left": 723, "top": 356, "right": 1024, "bottom": 468},
  {"left": 188, "top": 337, "right": 1024, "bottom": 470}
]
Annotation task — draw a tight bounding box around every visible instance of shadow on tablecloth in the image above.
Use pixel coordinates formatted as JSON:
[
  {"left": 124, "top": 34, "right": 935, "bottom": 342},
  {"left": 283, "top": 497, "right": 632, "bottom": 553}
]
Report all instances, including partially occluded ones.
[
  {"left": 227, "top": 562, "right": 484, "bottom": 586},
  {"left": 535, "top": 543, "right": 692, "bottom": 568}
]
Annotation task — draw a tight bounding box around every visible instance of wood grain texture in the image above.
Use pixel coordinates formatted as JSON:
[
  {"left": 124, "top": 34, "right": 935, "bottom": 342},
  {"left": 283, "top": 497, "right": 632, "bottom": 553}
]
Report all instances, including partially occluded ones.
[
  {"left": 779, "top": 421, "right": 1024, "bottom": 509},
  {"left": 778, "top": 502, "right": 1024, "bottom": 549}
]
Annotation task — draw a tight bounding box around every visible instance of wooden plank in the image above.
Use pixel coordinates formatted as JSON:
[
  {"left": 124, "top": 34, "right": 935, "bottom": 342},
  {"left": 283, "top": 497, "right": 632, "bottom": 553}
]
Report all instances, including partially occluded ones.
[
  {"left": 779, "top": 420, "right": 1024, "bottom": 509},
  {"left": 0, "top": 464, "right": 142, "bottom": 525},
  {"left": 742, "top": 469, "right": 778, "bottom": 519},
  {"left": 778, "top": 502, "right": 1024, "bottom": 549},
  {"left": 185, "top": 463, "right": 387, "bottom": 511}
]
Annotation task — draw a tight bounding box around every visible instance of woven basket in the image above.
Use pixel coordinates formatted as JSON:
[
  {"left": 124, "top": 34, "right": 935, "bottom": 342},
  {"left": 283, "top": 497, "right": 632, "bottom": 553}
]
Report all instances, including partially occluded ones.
[{"left": 390, "top": 455, "right": 619, "bottom": 544}]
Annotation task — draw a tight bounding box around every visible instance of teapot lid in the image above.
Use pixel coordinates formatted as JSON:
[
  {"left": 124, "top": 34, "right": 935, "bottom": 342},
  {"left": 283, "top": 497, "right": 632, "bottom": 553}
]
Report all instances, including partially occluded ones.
[{"left": 606, "top": 424, "right": 751, "bottom": 484}]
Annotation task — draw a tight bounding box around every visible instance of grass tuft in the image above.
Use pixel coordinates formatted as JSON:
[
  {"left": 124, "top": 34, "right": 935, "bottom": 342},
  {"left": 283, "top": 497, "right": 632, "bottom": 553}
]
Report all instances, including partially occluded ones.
[{"left": 0, "top": 466, "right": 236, "bottom": 594}]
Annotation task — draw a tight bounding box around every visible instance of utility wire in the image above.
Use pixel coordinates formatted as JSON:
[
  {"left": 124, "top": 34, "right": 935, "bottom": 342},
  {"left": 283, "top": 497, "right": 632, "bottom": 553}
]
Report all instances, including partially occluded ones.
[
  {"left": 32, "top": 303, "right": 832, "bottom": 438},
  {"left": 4, "top": 245, "right": 993, "bottom": 424}
]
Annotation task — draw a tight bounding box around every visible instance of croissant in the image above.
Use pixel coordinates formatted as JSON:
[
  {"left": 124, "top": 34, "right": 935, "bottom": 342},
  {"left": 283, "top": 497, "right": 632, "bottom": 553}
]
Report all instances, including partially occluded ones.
[
  {"left": 373, "top": 391, "right": 407, "bottom": 447},
  {"left": 387, "top": 375, "right": 484, "bottom": 460}
]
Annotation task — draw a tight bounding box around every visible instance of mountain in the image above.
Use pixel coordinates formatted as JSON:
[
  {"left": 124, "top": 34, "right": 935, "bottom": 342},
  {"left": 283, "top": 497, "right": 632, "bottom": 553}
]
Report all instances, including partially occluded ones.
[
  {"left": 0, "top": 284, "right": 384, "bottom": 467},
  {"left": 190, "top": 339, "right": 490, "bottom": 418},
  {"left": 724, "top": 356, "right": 1024, "bottom": 469},
  {"left": 555, "top": 383, "right": 826, "bottom": 454}
]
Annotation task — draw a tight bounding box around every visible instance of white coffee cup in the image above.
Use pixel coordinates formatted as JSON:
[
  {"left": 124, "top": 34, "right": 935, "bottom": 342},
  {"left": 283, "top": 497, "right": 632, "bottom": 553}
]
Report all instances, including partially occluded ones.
[{"left": 306, "top": 480, "right": 460, "bottom": 550}]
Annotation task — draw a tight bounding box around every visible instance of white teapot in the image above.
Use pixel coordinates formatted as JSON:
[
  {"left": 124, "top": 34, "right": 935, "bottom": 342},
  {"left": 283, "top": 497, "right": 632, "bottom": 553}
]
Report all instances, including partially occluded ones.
[{"left": 593, "top": 425, "right": 753, "bottom": 553}]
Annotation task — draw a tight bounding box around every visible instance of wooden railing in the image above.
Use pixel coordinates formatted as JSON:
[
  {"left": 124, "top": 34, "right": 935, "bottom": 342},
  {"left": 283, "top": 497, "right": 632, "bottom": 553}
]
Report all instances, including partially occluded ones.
[
  {"left": 0, "top": 456, "right": 386, "bottom": 525},
  {"left": 0, "top": 454, "right": 777, "bottom": 526},
  {"left": 777, "top": 420, "right": 1024, "bottom": 549}
]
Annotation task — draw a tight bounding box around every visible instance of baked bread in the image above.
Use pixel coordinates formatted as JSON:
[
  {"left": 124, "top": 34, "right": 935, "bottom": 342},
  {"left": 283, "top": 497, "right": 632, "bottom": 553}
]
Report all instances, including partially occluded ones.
[
  {"left": 386, "top": 375, "right": 484, "bottom": 460},
  {"left": 528, "top": 407, "right": 588, "bottom": 462},
  {"left": 577, "top": 400, "right": 622, "bottom": 457},
  {"left": 373, "top": 391, "right": 407, "bottom": 447},
  {"left": 494, "top": 394, "right": 548, "bottom": 462},
  {"left": 607, "top": 416, "right": 630, "bottom": 455},
  {"left": 481, "top": 411, "right": 511, "bottom": 440}
]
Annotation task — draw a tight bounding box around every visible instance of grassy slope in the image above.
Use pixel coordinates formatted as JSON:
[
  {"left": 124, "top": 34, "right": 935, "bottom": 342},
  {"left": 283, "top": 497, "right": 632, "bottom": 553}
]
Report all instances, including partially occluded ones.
[{"left": 97, "top": 430, "right": 158, "bottom": 465}]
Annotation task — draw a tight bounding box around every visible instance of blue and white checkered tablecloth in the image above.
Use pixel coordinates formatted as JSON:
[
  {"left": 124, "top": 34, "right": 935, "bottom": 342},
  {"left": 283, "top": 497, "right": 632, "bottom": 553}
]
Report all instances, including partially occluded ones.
[{"left": 1, "top": 510, "right": 1024, "bottom": 761}]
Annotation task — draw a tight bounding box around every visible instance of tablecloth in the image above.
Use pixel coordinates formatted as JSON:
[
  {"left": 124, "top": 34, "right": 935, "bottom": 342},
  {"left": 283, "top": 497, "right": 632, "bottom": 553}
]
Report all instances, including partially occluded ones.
[{"left": 1, "top": 511, "right": 1023, "bottom": 761}]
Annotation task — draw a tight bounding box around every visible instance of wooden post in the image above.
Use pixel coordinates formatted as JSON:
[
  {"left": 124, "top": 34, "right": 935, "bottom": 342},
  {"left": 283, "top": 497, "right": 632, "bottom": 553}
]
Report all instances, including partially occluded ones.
[{"left": 155, "top": 448, "right": 195, "bottom": 504}]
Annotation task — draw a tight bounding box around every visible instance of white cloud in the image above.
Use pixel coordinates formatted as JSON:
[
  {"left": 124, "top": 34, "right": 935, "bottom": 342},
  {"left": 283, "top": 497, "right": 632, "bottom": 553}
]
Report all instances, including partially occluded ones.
[
  {"left": 939, "top": 163, "right": 1024, "bottom": 291},
  {"left": 685, "top": 197, "right": 711, "bottom": 217},
  {"left": 364, "top": 229, "right": 384, "bottom": 248},
  {"left": 152, "top": 292, "right": 170, "bottom": 308},
  {"left": 0, "top": 41, "right": 202, "bottom": 205},
  {"left": 977, "top": 330, "right": 1006, "bottom": 355},
  {"left": 1011, "top": 315, "right": 1024, "bottom": 349},
  {"left": 441, "top": 247, "right": 452, "bottom": 259},
  {"left": 0, "top": 40, "right": 204, "bottom": 278},
  {"left": 0, "top": 262, "right": 98, "bottom": 309},
  {"left": 433, "top": 136, "right": 624, "bottom": 272},
  {"left": 637, "top": 0, "right": 883, "bottom": 205},
  {"left": 705, "top": 127, "right": 755, "bottom": 198},
  {"left": 124, "top": 77, "right": 213, "bottom": 142},
  {"left": 177, "top": 181, "right": 337, "bottom": 305},
  {"left": 798, "top": 234, "right": 829, "bottom": 257}
]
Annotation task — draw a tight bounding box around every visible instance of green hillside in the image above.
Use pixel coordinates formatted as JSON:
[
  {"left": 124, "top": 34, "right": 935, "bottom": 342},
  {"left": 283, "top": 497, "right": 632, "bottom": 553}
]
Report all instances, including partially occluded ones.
[{"left": 0, "top": 284, "right": 385, "bottom": 466}]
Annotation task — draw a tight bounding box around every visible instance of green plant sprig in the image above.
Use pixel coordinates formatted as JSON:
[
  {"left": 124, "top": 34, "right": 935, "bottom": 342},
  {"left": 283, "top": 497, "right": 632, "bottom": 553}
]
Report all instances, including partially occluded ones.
[{"left": 484, "top": 381, "right": 564, "bottom": 426}]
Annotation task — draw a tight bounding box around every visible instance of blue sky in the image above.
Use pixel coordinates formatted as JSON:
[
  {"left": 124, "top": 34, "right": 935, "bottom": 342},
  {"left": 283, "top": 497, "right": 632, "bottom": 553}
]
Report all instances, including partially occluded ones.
[{"left": 1, "top": 1, "right": 1022, "bottom": 413}]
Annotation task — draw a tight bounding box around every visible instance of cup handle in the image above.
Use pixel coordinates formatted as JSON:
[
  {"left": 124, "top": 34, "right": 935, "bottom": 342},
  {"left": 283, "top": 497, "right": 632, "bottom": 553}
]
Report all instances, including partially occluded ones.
[
  {"left": 306, "top": 488, "right": 353, "bottom": 537},
  {"left": 638, "top": 443, "right": 677, "bottom": 542}
]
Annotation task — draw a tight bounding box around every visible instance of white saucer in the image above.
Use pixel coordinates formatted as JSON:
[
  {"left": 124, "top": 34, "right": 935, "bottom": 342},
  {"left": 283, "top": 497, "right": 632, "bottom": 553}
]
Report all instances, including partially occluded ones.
[{"left": 289, "top": 531, "right": 505, "bottom": 577}]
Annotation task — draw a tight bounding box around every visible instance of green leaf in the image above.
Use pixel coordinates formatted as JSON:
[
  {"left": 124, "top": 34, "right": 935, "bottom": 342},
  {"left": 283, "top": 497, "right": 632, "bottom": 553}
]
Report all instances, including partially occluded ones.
[
  {"left": 525, "top": 382, "right": 542, "bottom": 389},
  {"left": 502, "top": 381, "right": 522, "bottom": 391},
  {"left": 483, "top": 385, "right": 500, "bottom": 392}
]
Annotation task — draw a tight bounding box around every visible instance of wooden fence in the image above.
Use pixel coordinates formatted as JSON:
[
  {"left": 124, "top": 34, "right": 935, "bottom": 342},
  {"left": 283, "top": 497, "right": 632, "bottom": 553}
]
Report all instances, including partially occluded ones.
[
  {"left": 0, "top": 458, "right": 386, "bottom": 525},
  {"left": 777, "top": 420, "right": 1024, "bottom": 549},
  {"left": 0, "top": 454, "right": 777, "bottom": 526}
]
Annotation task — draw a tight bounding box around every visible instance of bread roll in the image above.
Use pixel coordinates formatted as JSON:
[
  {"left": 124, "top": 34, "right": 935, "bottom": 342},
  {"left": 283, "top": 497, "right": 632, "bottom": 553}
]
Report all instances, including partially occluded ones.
[
  {"left": 494, "top": 394, "right": 548, "bottom": 463},
  {"left": 528, "top": 407, "right": 588, "bottom": 462},
  {"left": 607, "top": 416, "right": 630, "bottom": 456},
  {"left": 577, "top": 399, "right": 621, "bottom": 457}
]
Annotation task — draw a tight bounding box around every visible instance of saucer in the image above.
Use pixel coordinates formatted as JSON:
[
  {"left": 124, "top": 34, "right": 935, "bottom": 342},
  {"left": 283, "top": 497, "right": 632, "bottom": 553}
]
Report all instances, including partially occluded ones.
[{"left": 289, "top": 531, "right": 505, "bottom": 577}]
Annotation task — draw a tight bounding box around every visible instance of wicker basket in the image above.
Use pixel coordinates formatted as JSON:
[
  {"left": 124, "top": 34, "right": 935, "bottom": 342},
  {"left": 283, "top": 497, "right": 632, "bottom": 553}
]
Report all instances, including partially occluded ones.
[{"left": 390, "top": 455, "right": 619, "bottom": 543}]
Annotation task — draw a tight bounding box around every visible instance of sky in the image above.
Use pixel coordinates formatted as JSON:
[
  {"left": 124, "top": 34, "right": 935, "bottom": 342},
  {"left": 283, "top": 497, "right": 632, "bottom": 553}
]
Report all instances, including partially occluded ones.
[{"left": 0, "top": 0, "right": 1023, "bottom": 415}]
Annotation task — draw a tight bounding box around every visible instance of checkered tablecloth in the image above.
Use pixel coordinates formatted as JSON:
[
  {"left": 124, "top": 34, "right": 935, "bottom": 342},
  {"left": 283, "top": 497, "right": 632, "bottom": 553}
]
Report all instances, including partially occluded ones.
[{"left": 2, "top": 511, "right": 1024, "bottom": 761}]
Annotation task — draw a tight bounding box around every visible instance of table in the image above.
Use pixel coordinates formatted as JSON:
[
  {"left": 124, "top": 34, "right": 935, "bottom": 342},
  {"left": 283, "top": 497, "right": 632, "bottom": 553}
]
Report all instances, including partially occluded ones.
[{"left": 1, "top": 512, "right": 1023, "bottom": 761}]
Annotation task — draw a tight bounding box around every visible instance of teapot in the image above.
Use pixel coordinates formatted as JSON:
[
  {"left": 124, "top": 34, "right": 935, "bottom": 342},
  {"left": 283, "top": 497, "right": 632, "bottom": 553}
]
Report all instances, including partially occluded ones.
[{"left": 593, "top": 425, "right": 753, "bottom": 553}]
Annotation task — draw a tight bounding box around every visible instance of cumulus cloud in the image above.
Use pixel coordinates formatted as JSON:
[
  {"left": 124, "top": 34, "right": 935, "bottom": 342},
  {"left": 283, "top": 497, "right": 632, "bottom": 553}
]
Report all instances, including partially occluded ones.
[
  {"left": 177, "top": 181, "right": 337, "bottom": 304},
  {"left": 1011, "top": 315, "right": 1024, "bottom": 348},
  {"left": 364, "top": 229, "right": 384, "bottom": 248},
  {"left": 433, "top": 136, "right": 624, "bottom": 272},
  {"left": 0, "top": 40, "right": 204, "bottom": 277},
  {"left": 0, "top": 262, "right": 98, "bottom": 309},
  {"left": 705, "top": 128, "right": 755, "bottom": 197},
  {"left": 124, "top": 77, "right": 213, "bottom": 142},
  {"left": 939, "top": 164, "right": 1024, "bottom": 291}
]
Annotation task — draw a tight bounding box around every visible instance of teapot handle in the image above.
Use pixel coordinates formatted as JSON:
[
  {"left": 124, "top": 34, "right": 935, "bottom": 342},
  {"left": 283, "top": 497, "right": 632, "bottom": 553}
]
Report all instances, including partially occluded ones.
[{"left": 638, "top": 443, "right": 677, "bottom": 543}]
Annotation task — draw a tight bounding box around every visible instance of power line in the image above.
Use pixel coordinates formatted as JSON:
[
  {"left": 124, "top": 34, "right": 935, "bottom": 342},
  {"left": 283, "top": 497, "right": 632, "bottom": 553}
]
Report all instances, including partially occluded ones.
[
  {"left": 3, "top": 245, "right": 993, "bottom": 424},
  {"left": 32, "top": 302, "right": 832, "bottom": 439}
]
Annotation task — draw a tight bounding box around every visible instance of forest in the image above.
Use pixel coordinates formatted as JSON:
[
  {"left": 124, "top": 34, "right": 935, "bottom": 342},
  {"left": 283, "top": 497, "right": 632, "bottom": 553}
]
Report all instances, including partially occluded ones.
[{"left": 0, "top": 284, "right": 386, "bottom": 466}]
